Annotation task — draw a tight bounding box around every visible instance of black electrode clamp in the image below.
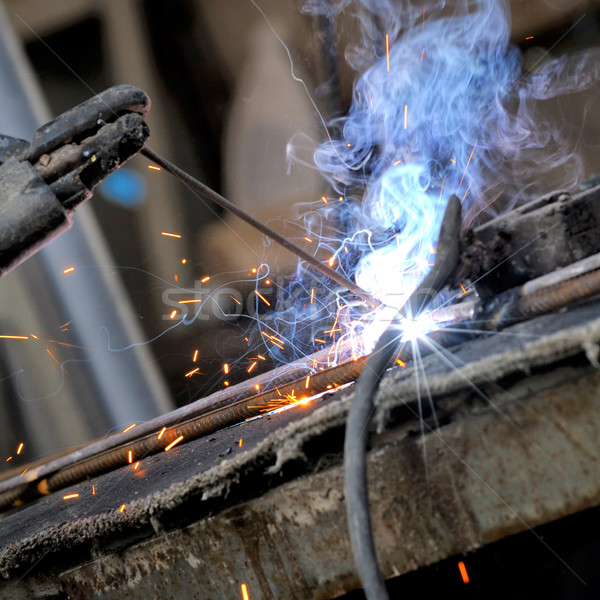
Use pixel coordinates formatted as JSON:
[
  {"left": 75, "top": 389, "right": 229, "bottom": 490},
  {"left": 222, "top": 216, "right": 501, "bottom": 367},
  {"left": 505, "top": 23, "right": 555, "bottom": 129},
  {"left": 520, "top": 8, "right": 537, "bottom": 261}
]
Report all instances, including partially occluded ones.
[{"left": 0, "top": 85, "right": 150, "bottom": 276}]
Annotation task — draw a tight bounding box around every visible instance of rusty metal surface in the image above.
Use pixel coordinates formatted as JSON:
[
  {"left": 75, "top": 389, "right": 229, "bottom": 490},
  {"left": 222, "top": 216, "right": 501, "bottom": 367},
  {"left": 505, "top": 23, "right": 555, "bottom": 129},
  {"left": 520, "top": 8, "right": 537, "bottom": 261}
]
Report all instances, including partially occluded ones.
[{"left": 3, "top": 300, "right": 600, "bottom": 598}]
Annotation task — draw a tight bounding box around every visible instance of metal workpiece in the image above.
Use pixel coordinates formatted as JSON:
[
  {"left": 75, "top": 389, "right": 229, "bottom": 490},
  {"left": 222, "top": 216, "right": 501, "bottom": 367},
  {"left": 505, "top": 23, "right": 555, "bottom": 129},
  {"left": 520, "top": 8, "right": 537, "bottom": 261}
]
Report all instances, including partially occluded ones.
[
  {"left": 451, "top": 182, "right": 600, "bottom": 297},
  {"left": 3, "top": 299, "right": 600, "bottom": 598}
]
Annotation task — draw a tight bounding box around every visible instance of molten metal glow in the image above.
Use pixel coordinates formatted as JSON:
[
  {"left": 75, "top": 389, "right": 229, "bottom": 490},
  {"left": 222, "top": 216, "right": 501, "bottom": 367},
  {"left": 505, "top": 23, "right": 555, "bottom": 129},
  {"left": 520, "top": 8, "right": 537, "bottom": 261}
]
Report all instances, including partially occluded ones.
[
  {"left": 458, "top": 560, "right": 470, "bottom": 584},
  {"left": 254, "top": 290, "right": 271, "bottom": 306},
  {"left": 164, "top": 435, "right": 184, "bottom": 451},
  {"left": 386, "top": 34, "right": 390, "bottom": 72}
]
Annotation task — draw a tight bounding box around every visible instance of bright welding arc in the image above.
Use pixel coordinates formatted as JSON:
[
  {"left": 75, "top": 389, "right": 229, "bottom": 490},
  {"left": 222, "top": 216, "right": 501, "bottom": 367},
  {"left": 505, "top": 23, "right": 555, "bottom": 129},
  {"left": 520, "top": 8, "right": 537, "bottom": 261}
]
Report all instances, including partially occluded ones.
[{"left": 343, "top": 194, "right": 462, "bottom": 600}]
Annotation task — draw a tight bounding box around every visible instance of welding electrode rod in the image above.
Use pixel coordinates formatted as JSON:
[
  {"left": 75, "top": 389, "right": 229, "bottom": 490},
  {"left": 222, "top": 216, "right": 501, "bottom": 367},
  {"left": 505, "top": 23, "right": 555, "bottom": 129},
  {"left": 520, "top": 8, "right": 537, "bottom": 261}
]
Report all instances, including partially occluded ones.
[{"left": 140, "top": 146, "right": 380, "bottom": 307}]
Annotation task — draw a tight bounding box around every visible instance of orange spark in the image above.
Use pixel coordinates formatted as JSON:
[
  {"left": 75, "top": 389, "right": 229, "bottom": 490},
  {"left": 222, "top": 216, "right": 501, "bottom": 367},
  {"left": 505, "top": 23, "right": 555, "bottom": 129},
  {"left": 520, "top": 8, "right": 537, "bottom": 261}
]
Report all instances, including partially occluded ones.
[
  {"left": 20, "top": 467, "right": 28, "bottom": 477},
  {"left": 450, "top": 158, "right": 456, "bottom": 164},
  {"left": 92, "top": 485, "right": 96, "bottom": 495},
  {"left": 328, "top": 256, "right": 335, "bottom": 267},
  {"left": 148, "top": 165, "right": 161, "bottom": 171},
  {"left": 120, "top": 504, "right": 126, "bottom": 513},
  {"left": 16, "top": 443, "right": 24, "bottom": 455},
  {"left": 46, "top": 348, "right": 63, "bottom": 370},
  {"left": 239, "top": 438, "right": 243, "bottom": 448},
  {"left": 164, "top": 435, "right": 184, "bottom": 451},
  {"left": 305, "top": 375, "right": 310, "bottom": 389},
  {"left": 134, "top": 462, "right": 140, "bottom": 470},
  {"left": 241, "top": 583, "right": 250, "bottom": 600},
  {"left": 257, "top": 354, "right": 266, "bottom": 361},
  {"left": 394, "top": 159, "right": 402, "bottom": 165},
  {"left": 178, "top": 299, "right": 202, "bottom": 304},
  {"left": 404, "top": 105, "right": 408, "bottom": 129},
  {"left": 128, "top": 450, "right": 133, "bottom": 464},
  {"left": 458, "top": 143, "right": 477, "bottom": 191},
  {"left": 63, "top": 267, "right": 75, "bottom": 274},
  {"left": 247, "top": 361, "right": 257, "bottom": 373},
  {"left": 460, "top": 284, "right": 467, "bottom": 295},
  {"left": 338, "top": 196, "right": 344, "bottom": 201},
  {"left": 122, "top": 424, "right": 136, "bottom": 433},
  {"left": 230, "top": 295, "right": 242, "bottom": 306},
  {"left": 310, "top": 288, "right": 315, "bottom": 304},
  {"left": 458, "top": 560, "right": 470, "bottom": 584},
  {"left": 169, "top": 310, "right": 178, "bottom": 319},
  {"left": 321, "top": 195, "right": 328, "bottom": 203},
  {"left": 157, "top": 427, "right": 167, "bottom": 440},
  {"left": 201, "top": 276, "right": 210, "bottom": 283},
  {"left": 420, "top": 47, "right": 425, "bottom": 62},
  {"left": 63, "top": 493, "right": 79, "bottom": 500},
  {"left": 462, "top": 183, "right": 471, "bottom": 203},
  {"left": 6, "top": 456, "right": 12, "bottom": 462},
  {"left": 224, "top": 381, "right": 230, "bottom": 386},
  {"left": 254, "top": 290, "right": 271, "bottom": 306},
  {"left": 0, "top": 335, "right": 28, "bottom": 340},
  {"left": 30, "top": 334, "right": 39, "bottom": 340},
  {"left": 161, "top": 231, "right": 182, "bottom": 238},
  {"left": 254, "top": 384, "right": 261, "bottom": 391},
  {"left": 192, "top": 349, "right": 199, "bottom": 362},
  {"left": 304, "top": 237, "right": 313, "bottom": 243},
  {"left": 525, "top": 35, "right": 534, "bottom": 40},
  {"left": 396, "top": 358, "right": 406, "bottom": 367},
  {"left": 181, "top": 258, "right": 187, "bottom": 264},
  {"left": 185, "top": 367, "right": 200, "bottom": 377},
  {"left": 223, "top": 363, "right": 230, "bottom": 374},
  {"left": 174, "top": 274, "right": 178, "bottom": 282},
  {"left": 386, "top": 34, "right": 390, "bottom": 72}
]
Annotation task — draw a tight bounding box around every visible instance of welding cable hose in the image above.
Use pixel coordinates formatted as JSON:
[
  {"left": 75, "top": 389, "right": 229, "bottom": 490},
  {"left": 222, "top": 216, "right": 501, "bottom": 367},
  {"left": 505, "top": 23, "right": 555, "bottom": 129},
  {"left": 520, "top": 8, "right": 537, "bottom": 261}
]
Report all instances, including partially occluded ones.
[{"left": 343, "top": 194, "right": 462, "bottom": 600}]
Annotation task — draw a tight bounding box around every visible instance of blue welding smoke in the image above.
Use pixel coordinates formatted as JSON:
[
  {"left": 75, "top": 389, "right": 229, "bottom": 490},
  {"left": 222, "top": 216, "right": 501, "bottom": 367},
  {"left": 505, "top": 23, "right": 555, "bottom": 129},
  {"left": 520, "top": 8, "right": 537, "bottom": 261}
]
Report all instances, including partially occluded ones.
[{"left": 302, "top": 0, "right": 599, "bottom": 310}]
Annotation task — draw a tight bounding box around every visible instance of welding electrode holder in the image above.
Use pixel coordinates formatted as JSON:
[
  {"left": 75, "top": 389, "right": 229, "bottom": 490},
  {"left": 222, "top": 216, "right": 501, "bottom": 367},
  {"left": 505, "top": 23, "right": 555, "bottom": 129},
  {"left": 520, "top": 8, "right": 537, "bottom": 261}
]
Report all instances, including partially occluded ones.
[{"left": 0, "top": 85, "right": 150, "bottom": 276}]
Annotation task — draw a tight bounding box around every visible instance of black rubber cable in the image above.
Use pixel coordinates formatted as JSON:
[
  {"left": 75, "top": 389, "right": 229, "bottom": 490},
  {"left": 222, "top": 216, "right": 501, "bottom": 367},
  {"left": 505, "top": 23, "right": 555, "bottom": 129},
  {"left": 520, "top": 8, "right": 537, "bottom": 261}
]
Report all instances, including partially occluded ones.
[{"left": 343, "top": 195, "right": 462, "bottom": 600}]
